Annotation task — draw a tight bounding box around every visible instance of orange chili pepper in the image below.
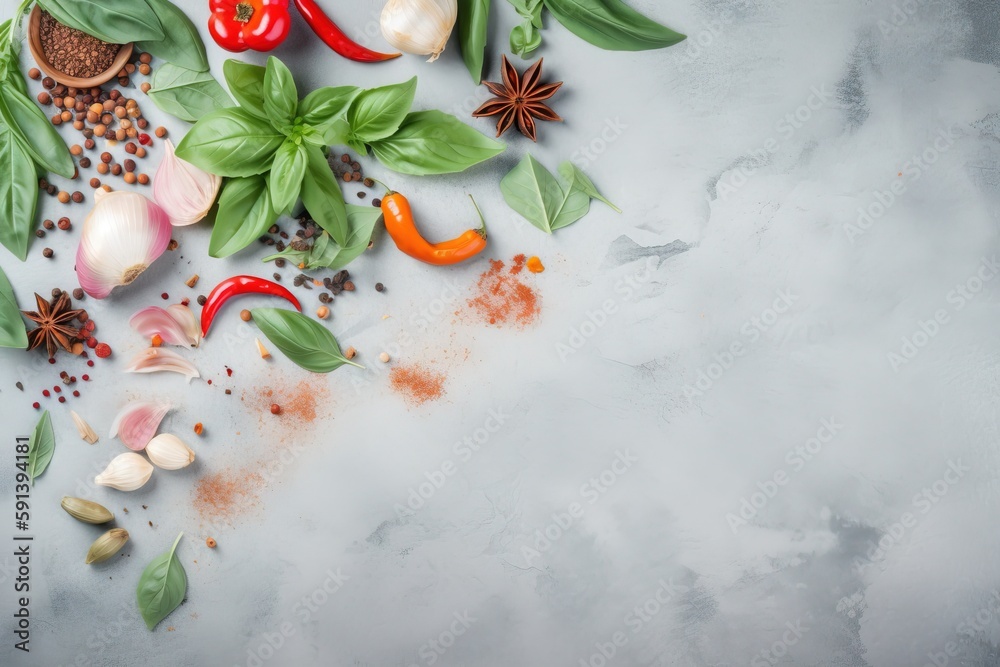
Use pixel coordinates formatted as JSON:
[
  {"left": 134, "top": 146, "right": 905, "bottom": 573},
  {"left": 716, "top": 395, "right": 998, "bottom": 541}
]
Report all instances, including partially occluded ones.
[{"left": 380, "top": 191, "right": 487, "bottom": 266}]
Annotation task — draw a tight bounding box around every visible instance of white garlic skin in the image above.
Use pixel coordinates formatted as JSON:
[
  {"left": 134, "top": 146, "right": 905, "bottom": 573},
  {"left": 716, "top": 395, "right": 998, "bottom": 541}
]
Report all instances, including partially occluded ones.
[
  {"left": 145, "top": 434, "right": 196, "bottom": 470},
  {"left": 380, "top": 0, "right": 457, "bottom": 62}
]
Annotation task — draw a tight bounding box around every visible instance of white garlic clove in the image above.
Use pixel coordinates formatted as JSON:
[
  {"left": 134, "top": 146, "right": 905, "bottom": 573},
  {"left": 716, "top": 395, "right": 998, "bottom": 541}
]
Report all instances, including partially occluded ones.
[
  {"left": 145, "top": 434, "right": 195, "bottom": 470},
  {"left": 380, "top": 0, "right": 457, "bottom": 62},
  {"left": 153, "top": 139, "right": 222, "bottom": 227},
  {"left": 95, "top": 452, "right": 154, "bottom": 491},
  {"left": 125, "top": 348, "right": 201, "bottom": 383}
]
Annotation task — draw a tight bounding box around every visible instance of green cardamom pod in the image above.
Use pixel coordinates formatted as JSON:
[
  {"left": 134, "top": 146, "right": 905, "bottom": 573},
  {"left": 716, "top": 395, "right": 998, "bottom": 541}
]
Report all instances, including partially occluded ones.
[
  {"left": 85, "top": 528, "right": 129, "bottom": 565},
  {"left": 61, "top": 497, "right": 114, "bottom": 524}
]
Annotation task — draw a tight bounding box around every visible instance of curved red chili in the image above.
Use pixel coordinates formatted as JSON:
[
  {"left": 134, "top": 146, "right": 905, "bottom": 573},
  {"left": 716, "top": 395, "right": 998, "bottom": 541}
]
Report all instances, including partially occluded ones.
[
  {"left": 292, "top": 0, "right": 401, "bottom": 62},
  {"left": 200, "top": 275, "right": 301, "bottom": 337}
]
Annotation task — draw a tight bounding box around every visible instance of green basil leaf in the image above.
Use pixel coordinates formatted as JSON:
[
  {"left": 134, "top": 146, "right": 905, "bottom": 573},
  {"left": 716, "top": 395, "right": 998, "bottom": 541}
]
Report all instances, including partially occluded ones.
[
  {"left": 550, "top": 187, "right": 591, "bottom": 230},
  {"left": 251, "top": 308, "right": 361, "bottom": 373},
  {"left": 0, "top": 89, "right": 74, "bottom": 178},
  {"left": 222, "top": 60, "right": 267, "bottom": 119},
  {"left": 27, "top": 410, "right": 54, "bottom": 484},
  {"left": 370, "top": 110, "right": 505, "bottom": 176},
  {"left": 347, "top": 77, "right": 417, "bottom": 143},
  {"left": 0, "top": 263, "right": 27, "bottom": 348},
  {"left": 510, "top": 20, "right": 542, "bottom": 57},
  {"left": 458, "top": 0, "right": 490, "bottom": 83},
  {"left": 300, "top": 147, "right": 348, "bottom": 246},
  {"left": 557, "top": 161, "right": 621, "bottom": 213},
  {"left": 0, "top": 128, "right": 39, "bottom": 261},
  {"left": 298, "top": 86, "right": 360, "bottom": 143},
  {"left": 148, "top": 64, "right": 233, "bottom": 123},
  {"left": 36, "top": 0, "right": 164, "bottom": 44},
  {"left": 269, "top": 139, "right": 308, "bottom": 214},
  {"left": 0, "top": 22, "right": 28, "bottom": 98},
  {"left": 263, "top": 206, "right": 381, "bottom": 271},
  {"left": 134, "top": 0, "right": 208, "bottom": 72},
  {"left": 263, "top": 56, "right": 298, "bottom": 132},
  {"left": 137, "top": 534, "right": 187, "bottom": 631},
  {"left": 210, "top": 175, "right": 276, "bottom": 258},
  {"left": 175, "top": 108, "right": 284, "bottom": 177},
  {"left": 542, "top": 0, "right": 685, "bottom": 51},
  {"left": 500, "top": 153, "right": 567, "bottom": 233},
  {"left": 508, "top": 0, "right": 543, "bottom": 26}
]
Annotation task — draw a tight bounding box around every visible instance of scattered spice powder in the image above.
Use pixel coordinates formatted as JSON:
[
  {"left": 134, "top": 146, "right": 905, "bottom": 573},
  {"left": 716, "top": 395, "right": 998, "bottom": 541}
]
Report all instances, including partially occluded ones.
[
  {"left": 193, "top": 469, "right": 264, "bottom": 520},
  {"left": 39, "top": 11, "right": 120, "bottom": 78},
  {"left": 390, "top": 365, "right": 446, "bottom": 406},
  {"left": 467, "top": 258, "right": 541, "bottom": 328}
]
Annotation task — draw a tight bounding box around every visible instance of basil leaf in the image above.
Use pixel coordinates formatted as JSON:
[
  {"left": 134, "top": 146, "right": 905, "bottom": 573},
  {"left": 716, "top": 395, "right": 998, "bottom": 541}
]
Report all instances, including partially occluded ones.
[
  {"left": 511, "top": 20, "right": 542, "bottom": 57},
  {"left": 263, "top": 56, "right": 298, "bottom": 133},
  {"left": 136, "top": 534, "right": 187, "bottom": 631},
  {"left": 458, "top": 0, "right": 490, "bottom": 83},
  {"left": 251, "top": 308, "right": 361, "bottom": 373},
  {"left": 347, "top": 77, "right": 417, "bottom": 143},
  {"left": 36, "top": 0, "right": 164, "bottom": 44},
  {"left": 175, "top": 108, "right": 284, "bottom": 177},
  {"left": 550, "top": 187, "right": 591, "bottom": 230},
  {"left": 370, "top": 110, "right": 505, "bottom": 176},
  {"left": 0, "top": 127, "right": 39, "bottom": 261},
  {"left": 263, "top": 206, "right": 381, "bottom": 271},
  {"left": 147, "top": 64, "right": 233, "bottom": 123},
  {"left": 27, "top": 410, "right": 54, "bottom": 484},
  {"left": 542, "top": 0, "right": 685, "bottom": 51},
  {"left": 300, "top": 147, "right": 348, "bottom": 246},
  {"left": 557, "top": 161, "right": 621, "bottom": 213},
  {"left": 0, "top": 263, "right": 27, "bottom": 348},
  {"left": 134, "top": 0, "right": 209, "bottom": 72},
  {"left": 0, "top": 89, "right": 74, "bottom": 178},
  {"left": 223, "top": 60, "right": 267, "bottom": 119},
  {"left": 269, "top": 139, "right": 308, "bottom": 214},
  {"left": 500, "top": 153, "right": 570, "bottom": 233},
  {"left": 210, "top": 175, "right": 276, "bottom": 258},
  {"left": 298, "top": 86, "right": 359, "bottom": 143}
]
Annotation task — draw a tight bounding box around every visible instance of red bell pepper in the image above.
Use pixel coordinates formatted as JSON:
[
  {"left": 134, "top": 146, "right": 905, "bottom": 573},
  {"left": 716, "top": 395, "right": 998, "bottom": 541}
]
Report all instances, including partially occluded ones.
[{"left": 208, "top": 0, "right": 291, "bottom": 53}]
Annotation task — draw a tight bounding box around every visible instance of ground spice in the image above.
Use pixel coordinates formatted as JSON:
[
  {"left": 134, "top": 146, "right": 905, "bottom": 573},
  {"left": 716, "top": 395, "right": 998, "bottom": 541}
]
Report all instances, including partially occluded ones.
[
  {"left": 193, "top": 469, "right": 264, "bottom": 520},
  {"left": 390, "top": 365, "right": 446, "bottom": 406},
  {"left": 467, "top": 258, "right": 541, "bottom": 328},
  {"left": 511, "top": 254, "right": 527, "bottom": 275},
  {"left": 39, "top": 11, "right": 120, "bottom": 78}
]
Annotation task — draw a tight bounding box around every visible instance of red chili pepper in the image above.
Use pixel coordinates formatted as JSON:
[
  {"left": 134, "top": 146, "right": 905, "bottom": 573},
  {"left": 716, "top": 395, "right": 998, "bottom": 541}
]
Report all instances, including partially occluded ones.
[
  {"left": 292, "top": 0, "right": 401, "bottom": 62},
  {"left": 200, "top": 275, "right": 301, "bottom": 337},
  {"left": 208, "top": 0, "right": 292, "bottom": 53}
]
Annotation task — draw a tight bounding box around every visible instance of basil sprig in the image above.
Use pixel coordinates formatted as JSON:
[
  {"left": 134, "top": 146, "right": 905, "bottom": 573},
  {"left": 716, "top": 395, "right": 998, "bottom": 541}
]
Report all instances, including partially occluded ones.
[
  {"left": 136, "top": 534, "right": 187, "bottom": 631},
  {"left": 251, "top": 308, "right": 363, "bottom": 374}
]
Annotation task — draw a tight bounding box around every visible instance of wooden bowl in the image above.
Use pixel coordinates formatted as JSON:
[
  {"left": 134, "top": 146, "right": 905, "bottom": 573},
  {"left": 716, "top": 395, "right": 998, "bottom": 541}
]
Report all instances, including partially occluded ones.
[{"left": 26, "top": 6, "right": 133, "bottom": 88}]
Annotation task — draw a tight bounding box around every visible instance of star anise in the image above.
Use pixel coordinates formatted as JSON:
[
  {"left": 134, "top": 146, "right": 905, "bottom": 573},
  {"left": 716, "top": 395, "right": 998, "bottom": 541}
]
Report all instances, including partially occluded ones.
[
  {"left": 473, "top": 55, "right": 563, "bottom": 142},
  {"left": 22, "top": 292, "right": 83, "bottom": 358}
]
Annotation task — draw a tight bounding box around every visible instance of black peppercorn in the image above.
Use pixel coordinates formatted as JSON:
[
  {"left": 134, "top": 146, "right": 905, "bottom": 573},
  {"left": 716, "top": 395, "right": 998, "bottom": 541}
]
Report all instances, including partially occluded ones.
[
  {"left": 376, "top": 283, "right": 385, "bottom": 292},
  {"left": 197, "top": 295, "right": 206, "bottom": 305},
  {"left": 42, "top": 248, "right": 53, "bottom": 258}
]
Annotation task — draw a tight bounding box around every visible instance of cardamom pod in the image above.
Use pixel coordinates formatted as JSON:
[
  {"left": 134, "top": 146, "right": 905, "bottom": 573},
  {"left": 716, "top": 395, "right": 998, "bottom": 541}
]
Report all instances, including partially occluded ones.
[
  {"left": 85, "top": 528, "right": 130, "bottom": 564},
  {"left": 61, "top": 496, "right": 114, "bottom": 524}
]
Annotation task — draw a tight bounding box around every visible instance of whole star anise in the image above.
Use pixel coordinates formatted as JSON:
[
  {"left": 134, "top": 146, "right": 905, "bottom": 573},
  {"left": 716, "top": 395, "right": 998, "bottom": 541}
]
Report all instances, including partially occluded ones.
[
  {"left": 473, "top": 55, "right": 562, "bottom": 142},
  {"left": 22, "top": 292, "right": 83, "bottom": 358}
]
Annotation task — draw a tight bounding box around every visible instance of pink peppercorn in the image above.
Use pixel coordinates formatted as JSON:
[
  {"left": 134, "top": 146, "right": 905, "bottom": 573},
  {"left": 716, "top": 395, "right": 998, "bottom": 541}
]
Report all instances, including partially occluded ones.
[
  {"left": 138, "top": 133, "right": 151, "bottom": 145},
  {"left": 86, "top": 338, "right": 97, "bottom": 348},
  {"left": 42, "top": 389, "right": 50, "bottom": 397},
  {"left": 86, "top": 360, "right": 94, "bottom": 367},
  {"left": 72, "top": 390, "right": 80, "bottom": 397},
  {"left": 48, "top": 357, "right": 55, "bottom": 364},
  {"left": 58, "top": 396, "right": 65, "bottom": 403},
  {"left": 32, "top": 402, "right": 39, "bottom": 409},
  {"left": 53, "top": 386, "right": 61, "bottom": 393},
  {"left": 82, "top": 374, "right": 90, "bottom": 381}
]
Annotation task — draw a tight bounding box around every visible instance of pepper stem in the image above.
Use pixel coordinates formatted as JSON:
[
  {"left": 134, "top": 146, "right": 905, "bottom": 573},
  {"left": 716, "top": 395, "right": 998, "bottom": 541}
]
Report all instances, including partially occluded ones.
[
  {"left": 369, "top": 178, "right": 393, "bottom": 196},
  {"left": 468, "top": 195, "right": 487, "bottom": 240},
  {"left": 234, "top": 2, "right": 254, "bottom": 23}
]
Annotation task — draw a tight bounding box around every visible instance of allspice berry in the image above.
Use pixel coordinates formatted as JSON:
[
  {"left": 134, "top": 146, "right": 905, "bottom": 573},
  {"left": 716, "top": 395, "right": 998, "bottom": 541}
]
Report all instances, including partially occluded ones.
[{"left": 239, "top": 309, "right": 252, "bottom": 322}]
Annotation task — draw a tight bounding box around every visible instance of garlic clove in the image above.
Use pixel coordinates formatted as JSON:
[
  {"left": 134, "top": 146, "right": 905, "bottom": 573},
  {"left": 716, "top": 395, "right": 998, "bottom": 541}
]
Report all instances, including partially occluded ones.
[
  {"left": 75, "top": 190, "right": 172, "bottom": 299},
  {"left": 130, "top": 306, "right": 192, "bottom": 347},
  {"left": 167, "top": 304, "right": 201, "bottom": 347},
  {"left": 153, "top": 139, "right": 222, "bottom": 227},
  {"left": 125, "top": 348, "right": 201, "bottom": 383},
  {"left": 145, "top": 433, "right": 195, "bottom": 470},
  {"left": 95, "top": 452, "right": 154, "bottom": 491},
  {"left": 70, "top": 410, "right": 99, "bottom": 444},
  {"left": 109, "top": 401, "right": 171, "bottom": 451},
  {"left": 380, "top": 0, "right": 457, "bottom": 62}
]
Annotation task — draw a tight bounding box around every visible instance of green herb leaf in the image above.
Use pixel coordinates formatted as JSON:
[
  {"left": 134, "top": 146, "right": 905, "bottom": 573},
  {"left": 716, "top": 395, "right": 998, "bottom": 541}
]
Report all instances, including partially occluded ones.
[
  {"left": 251, "top": 308, "right": 361, "bottom": 373},
  {"left": 175, "top": 108, "right": 284, "bottom": 177},
  {"left": 300, "top": 147, "right": 348, "bottom": 246},
  {"left": 557, "top": 161, "right": 621, "bottom": 213},
  {"left": 0, "top": 88, "right": 74, "bottom": 178},
  {"left": 222, "top": 60, "right": 267, "bottom": 119},
  {"left": 136, "top": 533, "right": 187, "bottom": 631},
  {"left": 298, "top": 86, "right": 360, "bottom": 144},
  {"left": 269, "top": 140, "right": 308, "bottom": 214},
  {"left": 0, "top": 127, "right": 40, "bottom": 261},
  {"left": 27, "top": 410, "right": 54, "bottom": 484},
  {"left": 147, "top": 64, "right": 233, "bottom": 123},
  {"left": 210, "top": 175, "right": 276, "bottom": 258},
  {"left": 542, "top": 0, "right": 685, "bottom": 51},
  {"left": 501, "top": 153, "right": 572, "bottom": 233},
  {"left": 0, "top": 263, "right": 27, "bottom": 348},
  {"left": 36, "top": 0, "right": 164, "bottom": 44},
  {"left": 370, "top": 110, "right": 505, "bottom": 176},
  {"left": 510, "top": 20, "right": 542, "bottom": 57},
  {"left": 134, "top": 0, "right": 209, "bottom": 72},
  {"left": 263, "top": 205, "right": 382, "bottom": 271},
  {"left": 458, "top": 0, "right": 491, "bottom": 83},
  {"left": 263, "top": 56, "right": 298, "bottom": 133},
  {"left": 347, "top": 77, "right": 418, "bottom": 143}
]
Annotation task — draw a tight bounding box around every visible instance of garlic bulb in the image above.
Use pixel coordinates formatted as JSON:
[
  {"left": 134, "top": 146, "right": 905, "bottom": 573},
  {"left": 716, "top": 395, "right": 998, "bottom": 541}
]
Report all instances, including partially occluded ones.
[
  {"left": 95, "top": 452, "right": 154, "bottom": 491},
  {"left": 76, "top": 190, "right": 172, "bottom": 299},
  {"left": 153, "top": 139, "right": 222, "bottom": 226},
  {"left": 145, "top": 434, "right": 195, "bottom": 470},
  {"left": 109, "top": 401, "right": 171, "bottom": 451},
  {"left": 381, "top": 0, "right": 457, "bottom": 62}
]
